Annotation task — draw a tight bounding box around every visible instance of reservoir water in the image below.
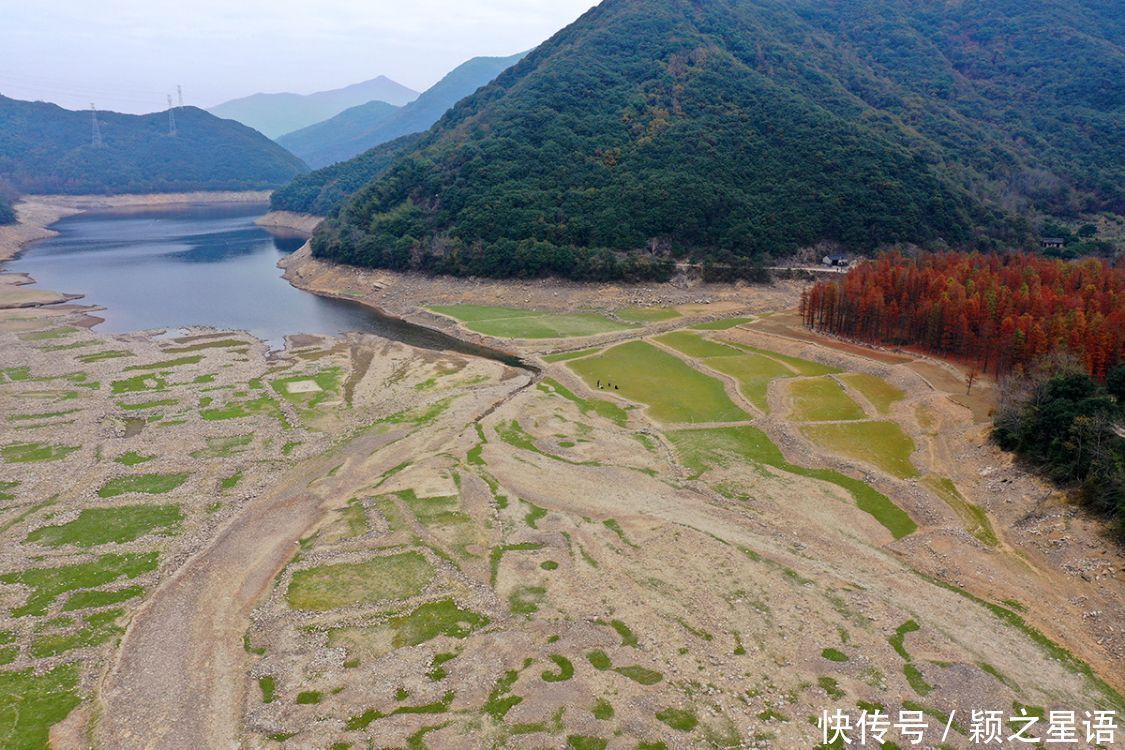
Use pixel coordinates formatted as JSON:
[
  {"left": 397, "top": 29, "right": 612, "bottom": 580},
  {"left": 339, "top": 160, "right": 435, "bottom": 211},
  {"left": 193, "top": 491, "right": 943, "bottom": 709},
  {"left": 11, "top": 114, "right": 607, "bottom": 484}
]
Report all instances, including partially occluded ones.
[{"left": 9, "top": 203, "right": 522, "bottom": 365}]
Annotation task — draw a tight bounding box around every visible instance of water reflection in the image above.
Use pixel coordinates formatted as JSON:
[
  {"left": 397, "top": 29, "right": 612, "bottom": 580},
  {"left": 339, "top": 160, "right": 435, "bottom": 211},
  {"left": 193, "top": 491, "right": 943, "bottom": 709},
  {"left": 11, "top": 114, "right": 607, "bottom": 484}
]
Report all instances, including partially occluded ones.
[{"left": 9, "top": 203, "right": 524, "bottom": 367}]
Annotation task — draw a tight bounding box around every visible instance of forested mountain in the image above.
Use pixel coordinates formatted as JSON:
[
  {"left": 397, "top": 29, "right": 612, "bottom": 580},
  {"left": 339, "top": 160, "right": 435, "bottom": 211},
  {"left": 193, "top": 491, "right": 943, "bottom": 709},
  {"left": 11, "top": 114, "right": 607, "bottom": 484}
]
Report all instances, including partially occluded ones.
[
  {"left": 271, "top": 134, "right": 423, "bottom": 217},
  {"left": 296, "top": 0, "right": 1123, "bottom": 282},
  {"left": 208, "top": 76, "right": 419, "bottom": 139},
  {"left": 0, "top": 96, "right": 308, "bottom": 195},
  {"left": 278, "top": 53, "right": 526, "bottom": 168},
  {"left": 0, "top": 197, "right": 14, "bottom": 225}
]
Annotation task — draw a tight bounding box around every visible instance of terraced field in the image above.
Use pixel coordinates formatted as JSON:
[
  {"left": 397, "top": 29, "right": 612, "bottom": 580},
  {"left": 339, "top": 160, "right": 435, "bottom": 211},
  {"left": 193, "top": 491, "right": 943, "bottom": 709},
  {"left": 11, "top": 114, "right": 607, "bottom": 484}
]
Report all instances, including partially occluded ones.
[{"left": 1, "top": 296, "right": 1121, "bottom": 750}]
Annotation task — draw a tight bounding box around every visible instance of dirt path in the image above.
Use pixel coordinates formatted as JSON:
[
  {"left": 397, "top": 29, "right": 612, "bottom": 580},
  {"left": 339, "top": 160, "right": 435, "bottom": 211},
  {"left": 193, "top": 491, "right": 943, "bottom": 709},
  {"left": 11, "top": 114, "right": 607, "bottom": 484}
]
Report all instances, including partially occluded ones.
[{"left": 92, "top": 427, "right": 411, "bottom": 750}]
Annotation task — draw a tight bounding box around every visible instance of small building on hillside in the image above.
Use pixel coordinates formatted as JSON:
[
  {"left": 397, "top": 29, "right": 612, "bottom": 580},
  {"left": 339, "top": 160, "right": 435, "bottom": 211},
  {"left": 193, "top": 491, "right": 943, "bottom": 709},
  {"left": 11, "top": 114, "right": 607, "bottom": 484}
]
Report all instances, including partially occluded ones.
[
  {"left": 822, "top": 254, "right": 851, "bottom": 268},
  {"left": 1040, "top": 237, "right": 1066, "bottom": 250}
]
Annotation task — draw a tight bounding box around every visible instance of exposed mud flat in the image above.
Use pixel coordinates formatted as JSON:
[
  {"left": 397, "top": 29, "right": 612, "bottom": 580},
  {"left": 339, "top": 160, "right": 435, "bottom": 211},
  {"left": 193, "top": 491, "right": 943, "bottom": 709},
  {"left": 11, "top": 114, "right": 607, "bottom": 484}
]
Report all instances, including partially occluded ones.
[{"left": 0, "top": 205, "right": 1120, "bottom": 749}]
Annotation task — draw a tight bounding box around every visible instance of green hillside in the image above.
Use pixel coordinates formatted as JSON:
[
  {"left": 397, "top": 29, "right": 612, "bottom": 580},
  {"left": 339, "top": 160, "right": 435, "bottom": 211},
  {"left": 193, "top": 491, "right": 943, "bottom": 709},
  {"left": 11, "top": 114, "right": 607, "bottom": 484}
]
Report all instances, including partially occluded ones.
[
  {"left": 271, "top": 133, "right": 424, "bottom": 217},
  {"left": 0, "top": 96, "right": 308, "bottom": 195},
  {"left": 0, "top": 197, "right": 13, "bottom": 225},
  {"left": 279, "top": 53, "right": 526, "bottom": 169},
  {"left": 208, "top": 76, "right": 419, "bottom": 139},
  {"left": 298, "top": 0, "right": 1123, "bottom": 282}
]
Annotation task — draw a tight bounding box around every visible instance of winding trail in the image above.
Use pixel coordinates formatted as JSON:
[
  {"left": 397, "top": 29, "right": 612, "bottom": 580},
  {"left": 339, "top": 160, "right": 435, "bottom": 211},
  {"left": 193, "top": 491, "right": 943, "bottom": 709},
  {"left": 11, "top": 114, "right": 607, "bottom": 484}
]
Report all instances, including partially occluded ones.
[
  {"left": 92, "top": 353, "right": 537, "bottom": 749},
  {"left": 93, "top": 427, "right": 409, "bottom": 750}
]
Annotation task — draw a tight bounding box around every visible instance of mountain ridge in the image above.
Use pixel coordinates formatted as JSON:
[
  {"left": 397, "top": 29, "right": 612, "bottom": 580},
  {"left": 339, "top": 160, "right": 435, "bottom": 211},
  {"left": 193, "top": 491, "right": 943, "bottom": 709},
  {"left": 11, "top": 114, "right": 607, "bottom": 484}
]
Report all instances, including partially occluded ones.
[
  {"left": 299, "top": 0, "right": 1122, "bottom": 282},
  {"left": 278, "top": 53, "right": 527, "bottom": 168},
  {"left": 0, "top": 95, "right": 308, "bottom": 195},
  {"left": 208, "top": 76, "right": 419, "bottom": 139}
]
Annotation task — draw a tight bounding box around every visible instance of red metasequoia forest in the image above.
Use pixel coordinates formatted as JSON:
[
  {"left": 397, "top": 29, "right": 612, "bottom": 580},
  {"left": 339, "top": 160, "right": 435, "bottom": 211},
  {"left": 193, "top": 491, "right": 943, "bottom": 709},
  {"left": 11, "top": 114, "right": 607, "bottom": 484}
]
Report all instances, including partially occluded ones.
[{"left": 801, "top": 252, "right": 1125, "bottom": 379}]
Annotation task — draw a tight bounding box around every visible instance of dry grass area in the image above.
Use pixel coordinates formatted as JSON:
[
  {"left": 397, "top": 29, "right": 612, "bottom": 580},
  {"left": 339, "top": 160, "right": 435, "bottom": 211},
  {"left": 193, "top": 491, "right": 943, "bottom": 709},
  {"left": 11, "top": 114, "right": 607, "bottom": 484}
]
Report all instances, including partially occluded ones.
[{"left": 0, "top": 226, "right": 1120, "bottom": 750}]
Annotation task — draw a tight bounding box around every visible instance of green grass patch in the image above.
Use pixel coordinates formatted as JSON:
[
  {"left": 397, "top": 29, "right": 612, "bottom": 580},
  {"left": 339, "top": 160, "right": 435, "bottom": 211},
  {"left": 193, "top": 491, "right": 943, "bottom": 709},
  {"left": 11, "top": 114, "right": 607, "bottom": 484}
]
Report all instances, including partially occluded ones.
[
  {"left": 62, "top": 585, "right": 143, "bottom": 611},
  {"left": 615, "top": 665, "right": 663, "bottom": 685},
  {"left": 656, "top": 707, "right": 698, "bottom": 731},
  {"left": 889, "top": 619, "right": 920, "bottom": 660},
  {"left": 818, "top": 676, "right": 846, "bottom": 699},
  {"left": 117, "top": 398, "right": 177, "bottom": 411},
  {"left": 345, "top": 691, "right": 454, "bottom": 729},
  {"left": 115, "top": 451, "right": 155, "bottom": 466},
  {"left": 616, "top": 307, "right": 681, "bottom": 323},
  {"left": 509, "top": 586, "right": 546, "bottom": 616},
  {"left": 97, "top": 473, "right": 188, "bottom": 498},
  {"left": 429, "top": 305, "right": 631, "bottom": 339},
  {"left": 542, "top": 348, "right": 602, "bottom": 363},
  {"left": 669, "top": 427, "right": 916, "bottom": 539},
  {"left": 389, "top": 598, "right": 489, "bottom": 648},
  {"left": 1, "top": 442, "right": 79, "bottom": 463},
  {"left": 272, "top": 368, "right": 343, "bottom": 411},
  {"left": 0, "top": 552, "right": 159, "bottom": 617},
  {"left": 801, "top": 422, "right": 918, "bottom": 478},
  {"left": 397, "top": 490, "right": 468, "bottom": 527},
  {"left": 539, "top": 379, "right": 628, "bottom": 426},
  {"left": 821, "top": 648, "right": 849, "bottom": 663},
  {"left": 6, "top": 409, "right": 81, "bottom": 422},
  {"left": 922, "top": 476, "right": 998, "bottom": 546},
  {"left": 220, "top": 471, "right": 243, "bottom": 491},
  {"left": 788, "top": 378, "right": 866, "bottom": 422},
  {"left": 30, "top": 608, "right": 125, "bottom": 657},
  {"left": 602, "top": 519, "right": 635, "bottom": 547},
  {"left": 587, "top": 650, "right": 612, "bottom": 670},
  {"left": 428, "top": 652, "right": 458, "bottom": 681},
  {"left": 123, "top": 355, "right": 203, "bottom": 372},
  {"left": 839, "top": 373, "right": 905, "bottom": 415},
  {"left": 593, "top": 699, "right": 614, "bottom": 720},
  {"left": 201, "top": 395, "right": 287, "bottom": 427},
  {"left": 727, "top": 343, "right": 840, "bottom": 376},
  {"left": 287, "top": 551, "right": 435, "bottom": 611},
  {"left": 701, "top": 351, "right": 796, "bottom": 413},
  {"left": 111, "top": 374, "right": 168, "bottom": 394},
  {"left": 26, "top": 505, "right": 182, "bottom": 548},
  {"left": 542, "top": 654, "right": 575, "bottom": 682},
  {"left": 570, "top": 341, "right": 748, "bottom": 423},
  {"left": 77, "top": 350, "right": 134, "bottom": 363},
  {"left": 259, "top": 675, "right": 276, "bottom": 703},
  {"left": 191, "top": 434, "right": 253, "bottom": 459},
  {"left": 903, "top": 663, "right": 932, "bottom": 696},
  {"left": 19, "top": 327, "right": 78, "bottom": 342},
  {"left": 689, "top": 317, "right": 752, "bottom": 330},
  {"left": 297, "top": 690, "right": 322, "bottom": 705},
  {"left": 163, "top": 339, "right": 247, "bottom": 353},
  {"left": 380, "top": 398, "right": 453, "bottom": 427},
  {"left": 567, "top": 737, "right": 608, "bottom": 750},
  {"left": 0, "top": 663, "right": 81, "bottom": 749},
  {"left": 609, "top": 619, "right": 638, "bottom": 647}
]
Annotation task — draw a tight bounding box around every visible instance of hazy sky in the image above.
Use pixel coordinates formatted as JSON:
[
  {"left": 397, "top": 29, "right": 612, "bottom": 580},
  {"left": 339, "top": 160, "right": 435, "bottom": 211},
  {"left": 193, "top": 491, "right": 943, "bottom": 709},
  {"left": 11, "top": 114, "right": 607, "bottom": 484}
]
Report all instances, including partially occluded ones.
[{"left": 0, "top": 0, "right": 600, "bottom": 114}]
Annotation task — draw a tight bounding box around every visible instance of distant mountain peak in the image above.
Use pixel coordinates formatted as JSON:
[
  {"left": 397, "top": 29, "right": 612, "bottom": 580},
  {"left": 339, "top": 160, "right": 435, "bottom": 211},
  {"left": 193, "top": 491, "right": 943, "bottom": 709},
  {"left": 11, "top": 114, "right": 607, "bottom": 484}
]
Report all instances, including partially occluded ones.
[
  {"left": 277, "top": 52, "right": 526, "bottom": 169},
  {"left": 208, "top": 77, "right": 418, "bottom": 139}
]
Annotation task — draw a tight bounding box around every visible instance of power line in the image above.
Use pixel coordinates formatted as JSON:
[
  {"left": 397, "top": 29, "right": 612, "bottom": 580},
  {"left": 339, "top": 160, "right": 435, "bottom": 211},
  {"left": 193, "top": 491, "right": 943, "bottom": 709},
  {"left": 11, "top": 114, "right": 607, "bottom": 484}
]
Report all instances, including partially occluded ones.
[
  {"left": 90, "top": 103, "right": 103, "bottom": 147},
  {"left": 167, "top": 94, "right": 177, "bottom": 136}
]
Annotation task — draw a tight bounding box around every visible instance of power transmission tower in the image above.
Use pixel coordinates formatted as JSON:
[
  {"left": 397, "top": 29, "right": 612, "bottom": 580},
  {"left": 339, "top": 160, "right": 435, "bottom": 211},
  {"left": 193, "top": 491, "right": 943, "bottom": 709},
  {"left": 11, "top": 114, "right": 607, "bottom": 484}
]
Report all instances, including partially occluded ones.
[
  {"left": 90, "top": 103, "right": 103, "bottom": 147},
  {"left": 177, "top": 85, "right": 183, "bottom": 109},
  {"left": 167, "top": 94, "right": 177, "bottom": 137}
]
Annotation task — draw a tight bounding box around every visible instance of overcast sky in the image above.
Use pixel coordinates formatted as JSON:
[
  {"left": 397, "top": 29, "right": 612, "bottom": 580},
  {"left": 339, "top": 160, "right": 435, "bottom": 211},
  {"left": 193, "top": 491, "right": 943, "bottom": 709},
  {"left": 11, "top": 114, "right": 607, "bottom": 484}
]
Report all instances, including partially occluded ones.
[{"left": 0, "top": 0, "right": 600, "bottom": 114}]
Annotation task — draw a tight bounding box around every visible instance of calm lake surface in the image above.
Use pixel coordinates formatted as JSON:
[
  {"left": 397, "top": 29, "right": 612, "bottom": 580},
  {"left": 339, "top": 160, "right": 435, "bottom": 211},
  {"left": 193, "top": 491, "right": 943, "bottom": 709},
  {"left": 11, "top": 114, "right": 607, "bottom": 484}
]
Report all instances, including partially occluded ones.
[{"left": 11, "top": 203, "right": 521, "bottom": 363}]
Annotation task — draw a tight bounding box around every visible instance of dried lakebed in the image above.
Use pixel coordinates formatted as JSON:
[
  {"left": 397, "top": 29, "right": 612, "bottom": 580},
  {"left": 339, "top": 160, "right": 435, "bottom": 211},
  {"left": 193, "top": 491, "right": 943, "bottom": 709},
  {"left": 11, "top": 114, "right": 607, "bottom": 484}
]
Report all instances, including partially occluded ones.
[{"left": 0, "top": 243, "right": 1121, "bottom": 748}]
